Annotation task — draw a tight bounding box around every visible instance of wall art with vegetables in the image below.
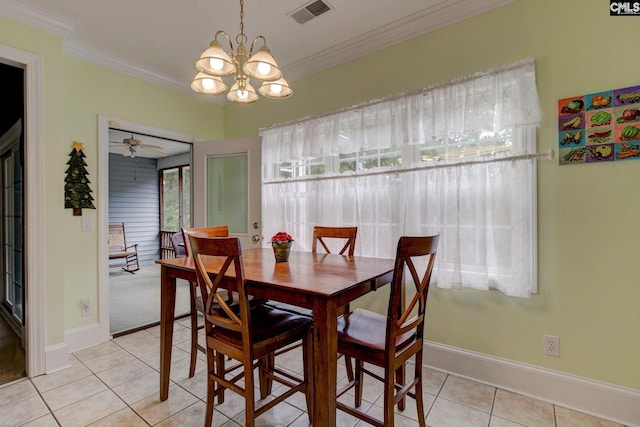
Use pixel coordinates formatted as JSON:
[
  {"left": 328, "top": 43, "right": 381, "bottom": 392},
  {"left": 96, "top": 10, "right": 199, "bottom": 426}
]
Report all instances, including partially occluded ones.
[{"left": 558, "top": 84, "right": 640, "bottom": 165}]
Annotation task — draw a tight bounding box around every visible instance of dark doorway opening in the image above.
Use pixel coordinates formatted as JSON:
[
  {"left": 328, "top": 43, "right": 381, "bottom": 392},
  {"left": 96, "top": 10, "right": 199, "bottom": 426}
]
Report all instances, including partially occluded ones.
[{"left": 0, "top": 61, "right": 26, "bottom": 384}]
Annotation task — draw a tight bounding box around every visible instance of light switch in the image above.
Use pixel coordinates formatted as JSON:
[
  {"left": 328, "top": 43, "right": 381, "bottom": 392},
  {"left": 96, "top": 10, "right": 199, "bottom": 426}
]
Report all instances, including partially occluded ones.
[{"left": 81, "top": 217, "right": 92, "bottom": 232}]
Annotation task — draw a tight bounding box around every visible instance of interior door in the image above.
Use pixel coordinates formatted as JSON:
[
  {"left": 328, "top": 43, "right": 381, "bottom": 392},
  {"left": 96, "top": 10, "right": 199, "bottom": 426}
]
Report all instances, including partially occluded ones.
[
  {"left": 192, "top": 137, "right": 262, "bottom": 248},
  {"left": 0, "top": 127, "right": 24, "bottom": 343}
]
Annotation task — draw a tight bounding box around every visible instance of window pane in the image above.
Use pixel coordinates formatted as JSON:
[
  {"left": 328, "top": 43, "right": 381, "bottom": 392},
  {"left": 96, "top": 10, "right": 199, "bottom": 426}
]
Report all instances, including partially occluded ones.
[
  {"left": 419, "top": 129, "right": 513, "bottom": 162},
  {"left": 182, "top": 166, "right": 191, "bottom": 227},
  {"left": 162, "top": 168, "right": 179, "bottom": 231},
  {"left": 338, "top": 147, "right": 401, "bottom": 173}
]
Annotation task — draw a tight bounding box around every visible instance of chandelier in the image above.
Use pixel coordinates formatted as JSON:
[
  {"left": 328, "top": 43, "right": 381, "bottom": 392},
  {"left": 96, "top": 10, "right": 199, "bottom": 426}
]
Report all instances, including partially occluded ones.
[{"left": 190, "top": 0, "right": 292, "bottom": 103}]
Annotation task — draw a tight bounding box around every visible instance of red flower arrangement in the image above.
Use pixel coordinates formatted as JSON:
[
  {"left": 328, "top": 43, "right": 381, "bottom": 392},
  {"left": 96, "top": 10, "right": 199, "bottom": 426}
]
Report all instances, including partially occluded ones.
[{"left": 270, "top": 232, "right": 294, "bottom": 244}]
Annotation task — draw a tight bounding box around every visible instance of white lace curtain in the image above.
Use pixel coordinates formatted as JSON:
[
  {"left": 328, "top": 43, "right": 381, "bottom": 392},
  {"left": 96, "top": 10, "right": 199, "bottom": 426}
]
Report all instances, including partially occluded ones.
[{"left": 260, "top": 59, "right": 542, "bottom": 297}]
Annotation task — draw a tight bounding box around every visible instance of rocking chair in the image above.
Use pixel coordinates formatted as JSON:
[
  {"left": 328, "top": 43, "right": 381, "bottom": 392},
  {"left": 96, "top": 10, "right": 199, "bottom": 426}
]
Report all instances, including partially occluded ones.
[{"left": 108, "top": 223, "right": 140, "bottom": 273}]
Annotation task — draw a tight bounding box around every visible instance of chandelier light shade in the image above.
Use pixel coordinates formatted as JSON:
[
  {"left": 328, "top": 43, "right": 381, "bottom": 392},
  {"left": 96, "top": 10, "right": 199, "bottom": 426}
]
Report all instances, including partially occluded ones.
[
  {"left": 191, "top": 0, "right": 292, "bottom": 103},
  {"left": 259, "top": 77, "right": 293, "bottom": 98},
  {"left": 227, "top": 80, "right": 258, "bottom": 103},
  {"left": 190, "top": 72, "right": 227, "bottom": 94},
  {"left": 195, "top": 38, "right": 236, "bottom": 76},
  {"left": 243, "top": 43, "right": 281, "bottom": 81}
]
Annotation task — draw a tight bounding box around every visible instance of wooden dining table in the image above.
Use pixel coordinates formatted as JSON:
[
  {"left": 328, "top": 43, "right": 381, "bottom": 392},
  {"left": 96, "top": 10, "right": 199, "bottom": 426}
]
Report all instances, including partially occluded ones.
[{"left": 156, "top": 247, "right": 394, "bottom": 426}]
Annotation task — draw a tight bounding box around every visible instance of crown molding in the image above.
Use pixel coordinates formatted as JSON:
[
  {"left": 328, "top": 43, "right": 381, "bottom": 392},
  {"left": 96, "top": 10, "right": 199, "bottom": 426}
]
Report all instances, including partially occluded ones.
[
  {"left": 63, "top": 39, "right": 189, "bottom": 94},
  {"left": 64, "top": 39, "right": 227, "bottom": 105},
  {"left": 0, "top": 0, "right": 75, "bottom": 36},
  {"left": 0, "top": 0, "right": 215, "bottom": 102},
  {"left": 284, "top": 0, "right": 517, "bottom": 81}
]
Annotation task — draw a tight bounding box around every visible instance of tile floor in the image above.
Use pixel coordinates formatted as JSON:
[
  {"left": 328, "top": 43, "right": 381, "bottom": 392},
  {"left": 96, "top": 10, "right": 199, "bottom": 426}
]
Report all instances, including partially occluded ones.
[{"left": 0, "top": 318, "right": 627, "bottom": 426}]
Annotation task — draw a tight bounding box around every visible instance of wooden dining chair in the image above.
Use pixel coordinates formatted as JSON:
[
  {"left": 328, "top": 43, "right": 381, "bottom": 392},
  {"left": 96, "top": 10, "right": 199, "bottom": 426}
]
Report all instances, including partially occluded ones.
[
  {"left": 312, "top": 225, "right": 357, "bottom": 257},
  {"left": 313, "top": 226, "right": 358, "bottom": 380},
  {"left": 261, "top": 225, "right": 360, "bottom": 393},
  {"left": 180, "top": 226, "right": 229, "bottom": 378},
  {"left": 188, "top": 235, "right": 314, "bottom": 427},
  {"left": 336, "top": 235, "right": 439, "bottom": 427},
  {"left": 267, "top": 225, "right": 359, "bottom": 381}
]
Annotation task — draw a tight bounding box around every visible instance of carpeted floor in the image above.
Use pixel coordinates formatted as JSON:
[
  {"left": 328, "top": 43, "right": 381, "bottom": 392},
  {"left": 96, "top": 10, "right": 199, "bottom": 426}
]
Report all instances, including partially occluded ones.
[{"left": 109, "top": 263, "right": 192, "bottom": 335}]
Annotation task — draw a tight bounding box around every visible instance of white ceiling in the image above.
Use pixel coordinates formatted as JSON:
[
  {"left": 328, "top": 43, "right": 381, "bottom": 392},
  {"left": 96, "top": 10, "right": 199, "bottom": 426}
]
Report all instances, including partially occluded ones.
[
  {"left": 2, "top": 0, "right": 516, "bottom": 156},
  {"left": 5, "top": 0, "right": 516, "bottom": 98}
]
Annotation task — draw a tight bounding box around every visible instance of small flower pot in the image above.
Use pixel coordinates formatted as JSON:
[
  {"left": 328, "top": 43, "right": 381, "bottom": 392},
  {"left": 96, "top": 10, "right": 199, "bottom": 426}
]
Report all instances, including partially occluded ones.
[{"left": 272, "top": 241, "right": 292, "bottom": 262}]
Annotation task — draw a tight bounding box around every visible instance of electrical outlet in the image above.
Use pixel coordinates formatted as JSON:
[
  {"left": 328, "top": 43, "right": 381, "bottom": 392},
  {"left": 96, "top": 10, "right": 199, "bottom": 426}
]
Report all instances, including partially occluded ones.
[
  {"left": 543, "top": 335, "right": 559, "bottom": 357},
  {"left": 81, "top": 298, "right": 93, "bottom": 316}
]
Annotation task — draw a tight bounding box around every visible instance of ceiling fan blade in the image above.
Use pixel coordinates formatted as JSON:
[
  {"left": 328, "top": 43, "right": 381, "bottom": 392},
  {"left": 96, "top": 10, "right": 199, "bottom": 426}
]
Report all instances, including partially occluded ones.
[
  {"left": 139, "top": 143, "right": 163, "bottom": 149},
  {"left": 139, "top": 146, "right": 167, "bottom": 157}
]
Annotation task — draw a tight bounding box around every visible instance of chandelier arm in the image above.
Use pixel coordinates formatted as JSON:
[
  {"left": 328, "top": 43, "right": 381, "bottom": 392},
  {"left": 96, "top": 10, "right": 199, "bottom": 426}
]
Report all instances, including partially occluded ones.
[
  {"left": 214, "top": 30, "right": 234, "bottom": 52},
  {"left": 248, "top": 35, "right": 267, "bottom": 56}
]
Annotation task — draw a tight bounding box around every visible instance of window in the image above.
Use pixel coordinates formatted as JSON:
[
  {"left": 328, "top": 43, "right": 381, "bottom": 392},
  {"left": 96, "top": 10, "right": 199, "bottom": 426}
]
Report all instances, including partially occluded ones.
[
  {"left": 261, "top": 60, "right": 541, "bottom": 297},
  {"left": 160, "top": 165, "right": 190, "bottom": 232},
  {"left": 206, "top": 154, "right": 247, "bottom": 234}
]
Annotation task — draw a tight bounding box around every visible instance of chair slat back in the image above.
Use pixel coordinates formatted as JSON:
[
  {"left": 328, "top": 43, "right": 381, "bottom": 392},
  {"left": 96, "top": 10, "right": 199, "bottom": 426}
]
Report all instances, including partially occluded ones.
[
  {"left": 387, "top": 235, "right": 439, "bottom": 352},
  {"left": 312, "top": 226, "right": 357, "bottom": 256},
  {"left": 108, "top": 223, "right": 127, "bottom": 252},
  {"left": 181, "top": 226, "right": 229, "bottom": 257},
  {"left": 188, "top": 235, "right": 247, "bottom": 333}
]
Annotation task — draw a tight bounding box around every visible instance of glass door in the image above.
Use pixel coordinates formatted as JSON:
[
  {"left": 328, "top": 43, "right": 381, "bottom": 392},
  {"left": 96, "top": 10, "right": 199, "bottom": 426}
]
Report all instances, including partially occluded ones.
[
  {"left": 205, "top": 155, "right": 247, "bottom": 234},
  {"left": 160, "top": 165, "right": 191, "bottom": 258},
  {"left": 1, "top": 144, "right": 23, "bottom": 330},
  {"left": 192, "top": 137, "right": 262, "bottom": 248}
]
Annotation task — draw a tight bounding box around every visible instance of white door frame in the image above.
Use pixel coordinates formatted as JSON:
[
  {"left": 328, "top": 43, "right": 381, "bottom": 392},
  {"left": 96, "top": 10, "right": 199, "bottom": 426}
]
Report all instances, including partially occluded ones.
[
  {"left": 0, "top": 44, "right": 45, "bottom": 376},
  {"left": 97, "top": 116, "right": 198, "bottom": 341}
]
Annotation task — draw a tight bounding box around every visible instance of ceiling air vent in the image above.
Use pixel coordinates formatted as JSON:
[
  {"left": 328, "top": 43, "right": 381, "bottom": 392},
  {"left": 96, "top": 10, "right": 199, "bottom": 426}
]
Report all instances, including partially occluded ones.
[{"left": 288, "top": 0, "right": 332, "bottom": 24}]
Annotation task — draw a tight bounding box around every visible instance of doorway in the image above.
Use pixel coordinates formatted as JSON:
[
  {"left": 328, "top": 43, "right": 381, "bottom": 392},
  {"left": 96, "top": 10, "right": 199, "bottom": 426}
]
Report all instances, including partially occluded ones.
[
  {"left": 101, "top": 119, "right": 195, "bottom": 337},
  {"left": 0, "top": 62, "right": 25, "bottom": 384}
]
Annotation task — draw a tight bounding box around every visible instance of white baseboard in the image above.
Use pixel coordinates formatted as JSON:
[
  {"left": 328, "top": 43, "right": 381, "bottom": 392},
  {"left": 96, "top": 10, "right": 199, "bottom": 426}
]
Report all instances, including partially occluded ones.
[
  {"left": 64, "top": 323, "right": 104, "bottom": 354},
  {"left": 44, "top": 342, "right": 70, "bottom": 374},
  {"left": 424, "top": 341, "right": 640, "bottom": 427},
  {"left": 46, "top": 323, "right": 104, "bottom": 374}
]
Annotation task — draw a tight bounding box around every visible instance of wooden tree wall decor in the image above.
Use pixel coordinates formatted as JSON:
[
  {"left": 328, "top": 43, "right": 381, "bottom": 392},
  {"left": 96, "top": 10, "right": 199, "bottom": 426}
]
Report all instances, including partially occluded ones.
[{"left": 65, "top": 141, "right": 96, "bottom": 216}]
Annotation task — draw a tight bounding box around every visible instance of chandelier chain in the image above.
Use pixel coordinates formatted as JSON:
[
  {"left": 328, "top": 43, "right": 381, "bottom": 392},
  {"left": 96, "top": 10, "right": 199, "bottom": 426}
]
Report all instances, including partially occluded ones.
[{"left": 237, "top": 0, "right": 247, "bottom": 45}]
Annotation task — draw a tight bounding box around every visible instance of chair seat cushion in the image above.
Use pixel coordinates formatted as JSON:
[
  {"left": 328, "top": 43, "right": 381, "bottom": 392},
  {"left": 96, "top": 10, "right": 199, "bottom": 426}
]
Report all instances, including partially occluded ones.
[
  {"left": 210, "top": 305, "right": 311, "bottom": 347},
  {"left": 197, "top": 293, "right": 266, "bottom": 315},
  {"left": 263, "top": 301, "right": 313, "bottom": 317},
  {"left": 109, "top": 251, "right": 136, "bottom": 259},
  {"left": 337, "top": 308, "right": 416, "bottom": 352}
]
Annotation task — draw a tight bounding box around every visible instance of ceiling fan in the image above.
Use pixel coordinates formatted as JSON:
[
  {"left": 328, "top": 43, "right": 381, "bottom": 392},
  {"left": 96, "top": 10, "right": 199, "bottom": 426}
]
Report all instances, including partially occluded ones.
[{"left": 109, "top": 135, "right": 167, "bottom": 158}]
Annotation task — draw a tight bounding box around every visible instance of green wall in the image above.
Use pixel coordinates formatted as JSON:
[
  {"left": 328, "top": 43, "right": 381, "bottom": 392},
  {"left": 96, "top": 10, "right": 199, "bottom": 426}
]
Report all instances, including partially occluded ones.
[
  {"left": 224, "top": 0, "right": 640, "bottom": 390},
  {"left": 62, "top": 57, "right": 224, "bottom": 330},
  {"left": 1, "top": 16, "right": 67, "bottom": 346},
  {"left": 0, "top": 16, "right": 224, "bottom": 347},
  {"left": 2, "top": 0, "right": 639, "bottom": 391}
]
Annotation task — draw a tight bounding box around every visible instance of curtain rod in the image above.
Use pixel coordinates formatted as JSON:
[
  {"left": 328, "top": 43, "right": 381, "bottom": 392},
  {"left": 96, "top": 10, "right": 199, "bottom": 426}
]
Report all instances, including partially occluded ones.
[
  {"left": 264, "top": 148, "right": 554, "bottom": 185},
  {"left": 260, "top": 58, "right": 535, "bottom": 134}
]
